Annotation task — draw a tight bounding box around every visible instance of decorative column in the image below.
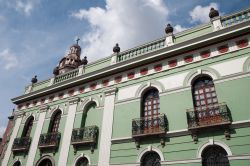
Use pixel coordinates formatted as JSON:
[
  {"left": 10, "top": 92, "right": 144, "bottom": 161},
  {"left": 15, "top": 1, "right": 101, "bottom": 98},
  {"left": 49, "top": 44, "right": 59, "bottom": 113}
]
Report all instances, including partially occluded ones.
[
  {"left": 98, "top": 87, "right": 117, "bottom": 166},
  {"left": 58, "top": 97, "right": 79, "bottom": 166},
  {"left": 26, "top": 105, "right": 48, "bottom": 166},
  {"left": 1, "top": 111, "right": 23, "bottom": 166},
  {"left": 209, "top": 8, "right": 223, "bottom": 31}
]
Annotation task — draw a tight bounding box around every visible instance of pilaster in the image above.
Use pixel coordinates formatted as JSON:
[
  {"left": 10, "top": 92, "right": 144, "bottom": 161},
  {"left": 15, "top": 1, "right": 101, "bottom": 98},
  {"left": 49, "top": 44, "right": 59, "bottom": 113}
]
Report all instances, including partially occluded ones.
[
  {"left": 26, "top": 105, "right": 49, "bottom": 166},
  {"left": 1, "top": 111, "right": 24, "bottom": 166},
  {"left": 98, "top": 87, "right": 117, "bottom": 166},
  {"left": 58, "top": 97, "right": 79, "bottom": 166}
]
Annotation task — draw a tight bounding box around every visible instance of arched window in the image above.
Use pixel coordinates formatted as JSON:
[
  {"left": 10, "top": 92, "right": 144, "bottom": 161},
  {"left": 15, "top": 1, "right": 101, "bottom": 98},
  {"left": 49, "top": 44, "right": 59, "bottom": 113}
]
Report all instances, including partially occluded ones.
[
  {"left": 141, "top": 151, "right": 161, "bottom": 166},
  {"left": 142, "top": 88, "right": 160, "bottom": 132},
  {"left": 22, "top": 116, "right": 34, "bottom": 137},
  {"left": 192, "top": 76, "right": 218, "bottom": 110},
  {"left": 75, "top": 157, "right": 89, "bottom": 166},
  {"left": 13, "top": 161, "right": 21, "bottom": 166},
  {"left": 49, "top": 110, "right": 61, "bottom": 133},
  {"left": 81, "top": 102, "right": 97, "bottom": 128},
  {"left": 202, "top": 145, "right": 230, "bottom": 166}
]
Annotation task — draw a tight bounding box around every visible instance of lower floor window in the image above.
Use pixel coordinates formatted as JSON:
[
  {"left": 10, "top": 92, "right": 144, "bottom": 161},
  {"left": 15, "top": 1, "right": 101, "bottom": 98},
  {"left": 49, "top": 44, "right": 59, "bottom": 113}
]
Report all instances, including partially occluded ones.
[
  {"left": 141, "top": 152, "right": 161, "bottom": 166},
  {"left": 75, "top": 157, "right": 89, "bottom": 166}
]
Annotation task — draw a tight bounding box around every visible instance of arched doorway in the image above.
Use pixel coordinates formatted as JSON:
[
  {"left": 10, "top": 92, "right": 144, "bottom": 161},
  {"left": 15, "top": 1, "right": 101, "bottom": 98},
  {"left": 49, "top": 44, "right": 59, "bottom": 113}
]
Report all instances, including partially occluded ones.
[
  {"left": 35, "top": 156, "right": 55, "bottom": 166},
  {"left": 75, "top": 157, "right": 89, "bottom": 166},
  {"left": 140, "top": 151, "right": 161, "bottom": 166},
  {"left": 13, "top": 161, "right": 21, "bottom": 166},
  {"left": 202, "top": 145, "right": 230, "bottom": 166}
]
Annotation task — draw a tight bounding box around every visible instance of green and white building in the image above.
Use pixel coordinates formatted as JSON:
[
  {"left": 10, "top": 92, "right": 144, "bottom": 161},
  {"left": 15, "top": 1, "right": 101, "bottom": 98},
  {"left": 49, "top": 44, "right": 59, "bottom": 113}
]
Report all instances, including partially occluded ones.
[{"left": 1, "top": 7, "right": 250, "bottom": 166}]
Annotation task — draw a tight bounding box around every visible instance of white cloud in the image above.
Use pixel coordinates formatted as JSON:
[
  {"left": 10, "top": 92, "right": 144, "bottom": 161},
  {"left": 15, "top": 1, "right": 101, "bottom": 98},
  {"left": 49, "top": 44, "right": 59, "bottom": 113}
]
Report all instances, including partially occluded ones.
[
  {"left": 7, "top": 0, "right": 39, "bottom": 16},
  {"left": 174, "top": 25, "right": 188, "bottom": 33},
  {"left": 0, "top": 49, "right": 18, "bottom": 70},
  {"left": 0, "top": 126, "right": 6, "bottom": 137},
  {"left": 71, "top": 0, "right": 169, "bottom": 61},
  {"left": 189, "top": 2, "right": 219, "bottom": 24}
]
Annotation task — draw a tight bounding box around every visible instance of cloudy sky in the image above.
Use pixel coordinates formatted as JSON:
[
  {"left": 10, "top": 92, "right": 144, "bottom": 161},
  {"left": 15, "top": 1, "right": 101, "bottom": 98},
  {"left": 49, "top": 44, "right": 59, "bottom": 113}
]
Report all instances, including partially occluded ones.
[{"left": 0, "top": 0, "right": 250, "bottom": 136}]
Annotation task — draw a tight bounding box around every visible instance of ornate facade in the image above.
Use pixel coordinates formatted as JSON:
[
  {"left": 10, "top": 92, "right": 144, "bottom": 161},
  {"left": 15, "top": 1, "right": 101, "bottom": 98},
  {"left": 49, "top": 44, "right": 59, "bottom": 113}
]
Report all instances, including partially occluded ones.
[{"left": 1, "top": 7, "right": 250, "bottom": 166}]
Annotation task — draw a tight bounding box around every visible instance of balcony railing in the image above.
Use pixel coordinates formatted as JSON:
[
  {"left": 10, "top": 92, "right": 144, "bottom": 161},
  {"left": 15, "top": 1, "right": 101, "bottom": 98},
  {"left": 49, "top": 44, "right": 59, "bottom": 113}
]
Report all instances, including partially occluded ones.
[
  {"left": 71, "top": 126, "right": 98, "bottom": 146},
  {"left": 12, "top": 137, "right": 31, "bottom": 153},
  {"left": 132, "top": 114, "right": 167, "bottom": 138},
  {"left": 186, "top": 103, "right": 231, "bottom": 130},
  {"left": 38, "top": 132, "right": 61, "bottom": 150}
]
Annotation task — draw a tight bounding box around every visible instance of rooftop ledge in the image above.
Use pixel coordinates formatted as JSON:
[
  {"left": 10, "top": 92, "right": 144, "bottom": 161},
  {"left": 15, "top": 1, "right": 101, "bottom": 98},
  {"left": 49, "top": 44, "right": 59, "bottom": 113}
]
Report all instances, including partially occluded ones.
[{"left": 12, "top": 8, "right": 250, "bottom": 104}]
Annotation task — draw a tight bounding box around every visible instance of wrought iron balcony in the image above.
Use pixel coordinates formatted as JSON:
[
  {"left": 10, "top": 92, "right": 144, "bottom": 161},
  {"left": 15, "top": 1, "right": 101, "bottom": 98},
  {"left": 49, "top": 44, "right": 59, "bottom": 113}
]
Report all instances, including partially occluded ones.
[
  {"left": 186, "top": 103, "right": 231, "bottom": 130},
  {"left": 71, "top": 126, "right": 98, "bottom": 146},
  {"left": 12, "top": 137, "right": 31, "bottom": 153},
  {"left": 38, "top": 132, "right": 61, "bottom": 150},
  {"left": 132, "top": 114, "right": 167, "bottom": 138}
]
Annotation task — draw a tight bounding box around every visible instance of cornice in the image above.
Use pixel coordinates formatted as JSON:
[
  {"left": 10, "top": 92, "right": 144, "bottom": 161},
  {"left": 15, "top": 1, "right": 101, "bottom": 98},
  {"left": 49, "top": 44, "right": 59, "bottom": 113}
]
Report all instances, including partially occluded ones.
[{"left": 11, "top": 20, "right": 250, "bottom": 104}]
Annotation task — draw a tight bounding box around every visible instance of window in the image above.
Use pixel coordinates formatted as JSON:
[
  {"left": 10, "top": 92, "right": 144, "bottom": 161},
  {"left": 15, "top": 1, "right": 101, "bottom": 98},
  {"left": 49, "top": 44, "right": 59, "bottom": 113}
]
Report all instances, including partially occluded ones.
[
  {"left": 142, "top": 88, "right": 160, "bottom": 131},
  {"left": 49, "top": 110, "right": 61, "bottom": 133},
  {"left": 202, "top": 145, "right": 230, "bottom": 166},
  {"left": 141, "top": 151, "right": 161, "bottom": 166},
  {"left": 22, "top": 116, "right": 34, "bottom": 137},
  {"left": 75, "top": 157, "right": 89, "bottom": 166},
  {"left": 192, "top": 76, "right": 218, "bottom": 110},
  {"left": 37, "top": 159, "right": 53, "bottom": 166},
  {"left": 13, "top": 161, "right": 21, "bottom": 166}
]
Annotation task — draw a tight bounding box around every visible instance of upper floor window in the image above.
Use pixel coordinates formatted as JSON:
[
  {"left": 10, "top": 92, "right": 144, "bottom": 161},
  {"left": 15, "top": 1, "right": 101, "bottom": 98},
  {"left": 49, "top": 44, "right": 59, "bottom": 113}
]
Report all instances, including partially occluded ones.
[
  {"left": 192, "top": 76, "right": 218, "bottom": 110},
  {"left": 22, "top": 116, "right": 34, "bottom": 137},
  {"left": 49, "top": 110, "right": 61, "bottom": 133},
  {"left": 142, "top": 88, "right": 160, "bottom": 118},
  {"left": 202, "top": 145, "right": 230, "bottom": 166}
]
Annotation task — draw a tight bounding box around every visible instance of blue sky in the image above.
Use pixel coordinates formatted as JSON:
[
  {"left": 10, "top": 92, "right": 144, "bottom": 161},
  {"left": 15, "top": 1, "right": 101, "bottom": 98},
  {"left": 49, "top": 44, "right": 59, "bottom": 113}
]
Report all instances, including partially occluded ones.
[{"left": 0, "top": 0, "right": 250, "bottom": 136}]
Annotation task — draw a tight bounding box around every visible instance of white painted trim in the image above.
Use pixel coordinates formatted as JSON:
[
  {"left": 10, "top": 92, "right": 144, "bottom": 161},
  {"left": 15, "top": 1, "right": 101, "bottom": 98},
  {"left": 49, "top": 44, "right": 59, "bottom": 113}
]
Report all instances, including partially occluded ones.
[
  {"left": 161, "top": 158, "right": 201, "bottom": 165},
  {"left": 1, "top": 117, "right": 22, "bottom": 166},
  {"left": 73, "top": 153, "right": 91, "bottom": 165},
  {"left": 58, "top": 102, "right": 78, "bottom": 166},
  {"left": 228, "top": 155, "right": 250, "bottom": 160},
  {"left": 98, "top": 92, "right": 116, "bottom": 166},
  {"left": 197, "top": 140, "right": 232, "bottom": 158},
  {"left": 137, "top": 146, "right": 164, "bottom": 162},
  {"left": 26, "top": 111, "right": 46, "bottom": 166}
]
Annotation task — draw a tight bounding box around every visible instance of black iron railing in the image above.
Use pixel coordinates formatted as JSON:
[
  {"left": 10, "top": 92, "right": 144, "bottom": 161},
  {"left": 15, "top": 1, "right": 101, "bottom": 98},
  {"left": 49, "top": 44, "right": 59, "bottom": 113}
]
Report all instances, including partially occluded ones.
[
  {"left": 132, "top": 114, "right": 167, "bottom": 138},
  {"left": 38, "top": 132, "right": 61, "bottom": 149},
  {"left": 12, "top": 137, "right": 31, "bottom": 152},
  {"left": 71, "top": 126, "right": 98, "bottom": 146},
  {"left": 186, "top": 103, "right": 231, "bottom": 129}
]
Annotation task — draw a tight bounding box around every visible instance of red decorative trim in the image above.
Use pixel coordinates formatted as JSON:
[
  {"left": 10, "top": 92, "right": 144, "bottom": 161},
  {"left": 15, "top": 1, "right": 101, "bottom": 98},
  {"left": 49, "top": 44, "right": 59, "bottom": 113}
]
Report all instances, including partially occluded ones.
[
  {"left": 102, "top": 79, "right": 109, "bottom": 87},
  {"left": 200, "top": 50, "right": 210, "bottom": 59},
  {"left": 218, "top": 45, "right": 229, "bottom": 53},
  {"left": 168, "top": 60, "right": 177, "bottom": 68},
  {"left": 127, "top": 72, "right": 135, "bottom": 79},
  {"left": 79, "top": 87, "right": 85, "bottom": 93},
  {"left": 33, "top": 100, "right": 37, "bottom": 105},
  {"left": 140, "top": 68, "right": 148, "bottom": 75},
  {"left": 68, "top": 89, "right": 75, "bottom": 96},
  {"left": 184, "top": 55, "right": 193, "bottom": 63},
  {"left": 41, "top": 98, "right": 45, "bottom": 104},
  {"left": 49, "top": 95, "right": 54, "bottom": 102},
  {"left": 154, "top": 64, "right": 162, "bottom": 71},
  {"left": 90, "top": 83, "right": 97, "bottom": 90},
  {"left": 236, "top": 39, "right": 248, "bottom": 48},
  {"left": 115, "top": 76, "right": 122, "bottom": 83},
  {"left": 58, "top": 93, "right": 64, "bottom": 99}
]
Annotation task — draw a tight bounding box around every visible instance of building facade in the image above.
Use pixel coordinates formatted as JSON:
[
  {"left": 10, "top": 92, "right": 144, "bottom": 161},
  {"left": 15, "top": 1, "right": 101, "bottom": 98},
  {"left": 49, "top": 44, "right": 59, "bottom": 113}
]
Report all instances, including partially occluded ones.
[{"left": 1, "top": 7, "right": 250, "bottom": 166}]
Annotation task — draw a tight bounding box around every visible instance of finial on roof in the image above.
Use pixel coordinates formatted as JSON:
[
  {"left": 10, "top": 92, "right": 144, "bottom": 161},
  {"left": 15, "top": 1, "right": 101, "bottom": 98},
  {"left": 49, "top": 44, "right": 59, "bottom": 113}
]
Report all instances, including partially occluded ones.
[
  {"left": 165, "top": 24, "right": 173, "bottom": 34},
  {"left": 81, "top": 56, "right": 88, "bottom": 65},
  {"left": 113, "top": 43, "right": 120, "bottom": 53},
  {"left": 31, "top": 75, "right": 38, "bottom": 84},
  {"left": 209, "top": 7, "right": 219, "bottom": 19}
]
